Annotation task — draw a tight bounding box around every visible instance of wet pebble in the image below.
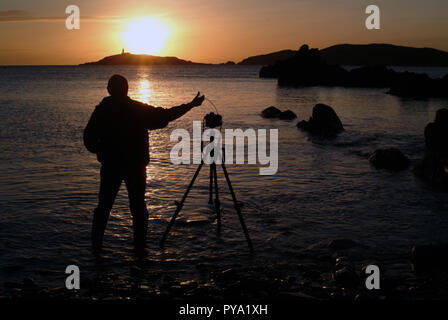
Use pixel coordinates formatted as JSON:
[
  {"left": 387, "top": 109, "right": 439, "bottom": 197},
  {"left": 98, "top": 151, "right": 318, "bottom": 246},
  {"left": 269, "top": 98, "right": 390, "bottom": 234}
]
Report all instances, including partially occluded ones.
[{"left": 328, "top": 239, "right": 358, "bottom": 250}]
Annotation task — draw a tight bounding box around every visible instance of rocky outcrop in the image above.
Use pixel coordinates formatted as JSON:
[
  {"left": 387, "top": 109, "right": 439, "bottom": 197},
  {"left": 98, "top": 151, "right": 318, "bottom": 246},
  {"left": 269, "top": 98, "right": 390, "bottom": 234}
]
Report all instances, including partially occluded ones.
[
  {"left": 260, "top": 44, "right": 348, "bottom": 85},
  {"left": 369, "top": 148, "right": 410, "bottom": 171},
  {"left": 387, "top": 73, "right": 448, "bottom": 98},
  {"left": 414, "top": 108, "right": 448, "bottom": 187},
  {"left": 296, "top": 104, "right": 343, "bottom": 138},
  {"left": 259, "top": 44, "right": 448, "bottom": 98}
]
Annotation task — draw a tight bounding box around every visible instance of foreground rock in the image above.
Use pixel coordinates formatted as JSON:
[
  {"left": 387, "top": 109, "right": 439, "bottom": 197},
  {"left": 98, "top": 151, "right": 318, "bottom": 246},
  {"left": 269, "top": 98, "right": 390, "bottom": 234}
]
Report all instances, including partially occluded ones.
[
  {"left": 296, "top": 104, "right": 344, "bottom": 138},
  {"left": 332, "top": 256, "right": 360, "bottom": 288},
  {"left": 261, "top": 107, "right": 297, "bottom": 120},
  {"left": 412, "top": 244, "right": 448, "bottom": 271},
  {"left": 369, "top": 148, "right": 409, "bottom": 171},
  {"left": 3, "top": 248, "right": 448, "bottom": 301},
  {"left": 414, "top": 108, "right": 448, "bottom": 188}
]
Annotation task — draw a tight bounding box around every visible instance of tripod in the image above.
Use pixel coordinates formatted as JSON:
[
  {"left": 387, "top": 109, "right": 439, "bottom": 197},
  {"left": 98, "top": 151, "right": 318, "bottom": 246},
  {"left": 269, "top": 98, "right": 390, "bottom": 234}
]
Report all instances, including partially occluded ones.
[{"left": 159, "top": 135, "right": 254, "bottom": 253}]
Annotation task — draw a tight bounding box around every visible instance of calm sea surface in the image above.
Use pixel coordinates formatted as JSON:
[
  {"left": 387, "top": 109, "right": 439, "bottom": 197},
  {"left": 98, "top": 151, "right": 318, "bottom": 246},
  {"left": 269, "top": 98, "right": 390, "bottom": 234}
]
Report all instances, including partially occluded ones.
[{"left": 1, "top": 65, "right": 448, "bottom": 288}]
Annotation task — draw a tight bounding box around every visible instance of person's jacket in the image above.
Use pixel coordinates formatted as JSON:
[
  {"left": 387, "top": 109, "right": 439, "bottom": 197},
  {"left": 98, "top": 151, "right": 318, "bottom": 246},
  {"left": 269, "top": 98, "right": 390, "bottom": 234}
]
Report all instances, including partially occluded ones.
[{"left": 83, "top": 96, "right": 191, "bottom": 166}]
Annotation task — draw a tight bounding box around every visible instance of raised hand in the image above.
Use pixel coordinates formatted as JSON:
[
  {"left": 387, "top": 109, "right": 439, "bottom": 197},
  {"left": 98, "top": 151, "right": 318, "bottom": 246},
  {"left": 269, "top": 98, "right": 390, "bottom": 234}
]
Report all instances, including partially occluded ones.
[{"left": 190, "top": 91, "right": 205, "bottom": 108}]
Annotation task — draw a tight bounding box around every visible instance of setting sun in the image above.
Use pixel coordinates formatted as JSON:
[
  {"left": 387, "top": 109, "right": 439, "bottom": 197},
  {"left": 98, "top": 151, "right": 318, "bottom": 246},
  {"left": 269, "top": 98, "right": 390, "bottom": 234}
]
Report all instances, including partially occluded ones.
[{"left": 122, "top": 18, "right": 169, "bottom": 55}]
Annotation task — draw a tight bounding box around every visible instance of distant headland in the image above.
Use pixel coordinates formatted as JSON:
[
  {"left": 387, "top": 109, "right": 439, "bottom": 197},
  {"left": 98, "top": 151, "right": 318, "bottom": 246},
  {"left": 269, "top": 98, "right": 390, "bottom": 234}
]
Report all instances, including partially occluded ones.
[
  {"left": 80, "top": 44, "right": 448, "bottom": 67},
  {"left": 239, "top": 44, "right": 448, "bottom": 67}
]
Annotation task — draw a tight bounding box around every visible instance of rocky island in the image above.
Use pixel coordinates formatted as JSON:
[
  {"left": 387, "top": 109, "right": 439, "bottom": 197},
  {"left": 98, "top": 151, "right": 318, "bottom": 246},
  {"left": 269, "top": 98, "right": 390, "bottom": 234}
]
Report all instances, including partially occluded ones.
[{"left": 80, "top": 50, "right": 205, "bottom": 66}]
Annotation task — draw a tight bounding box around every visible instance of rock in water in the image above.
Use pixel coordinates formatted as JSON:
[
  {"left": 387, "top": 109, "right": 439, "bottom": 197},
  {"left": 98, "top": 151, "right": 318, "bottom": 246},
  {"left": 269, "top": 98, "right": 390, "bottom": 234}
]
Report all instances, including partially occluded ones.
[
  {"left": 412, "top": 244, "right": 448, "bottom": 271},
  {"left": 278, "top": 110, "right": 297, "bottom": 120},
  {"left": 261, "top": 106, "right": 282, "bottom": 118},
  {"left": 369, "top": 148, "right": 409, "bottom": 171},
  {"left": 296, "top": 104, "right": 344, "bottom": 137},
  {"left": 414, "top": 108, "right": 448, "bottom": 188},
  {"left": 261, "top": 107, "right": 297, "bottom": 120},
  {"left": 312, "top": 104, "right": 343, "bottom": 132},
  {"left": 387, "top": 72, "right": 448, "bottom": 98}
]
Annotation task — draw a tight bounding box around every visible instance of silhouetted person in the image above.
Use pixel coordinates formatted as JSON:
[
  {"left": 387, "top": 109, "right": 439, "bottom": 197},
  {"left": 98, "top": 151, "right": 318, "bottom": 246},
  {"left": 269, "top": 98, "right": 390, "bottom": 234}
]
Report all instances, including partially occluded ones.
[{"left": 84, "top": 74, "right": 204, "bottom": 252}]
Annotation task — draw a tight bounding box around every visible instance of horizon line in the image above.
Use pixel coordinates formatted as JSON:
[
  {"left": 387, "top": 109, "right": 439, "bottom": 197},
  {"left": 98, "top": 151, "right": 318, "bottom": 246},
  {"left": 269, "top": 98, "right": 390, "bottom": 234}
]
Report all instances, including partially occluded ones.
[{"left": 2, "top": 42, "right": 448, "bottom": 67}]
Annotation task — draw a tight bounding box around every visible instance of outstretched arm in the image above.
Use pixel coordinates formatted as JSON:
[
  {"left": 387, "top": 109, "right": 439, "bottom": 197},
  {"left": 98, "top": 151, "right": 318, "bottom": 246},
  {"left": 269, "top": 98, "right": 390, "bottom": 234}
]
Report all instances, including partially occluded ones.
[
  {"left": 165, "top": 92, "right": 205, "bottom": 122},
  {"left": 143, "top": 92, "right": 205, "bottom": 130}
]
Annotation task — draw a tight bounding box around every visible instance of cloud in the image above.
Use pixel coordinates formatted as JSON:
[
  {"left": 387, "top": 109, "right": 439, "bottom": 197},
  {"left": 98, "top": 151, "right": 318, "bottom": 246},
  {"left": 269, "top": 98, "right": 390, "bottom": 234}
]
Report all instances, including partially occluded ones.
[
  {"left": 0, "top": 10, "right": 29, "bottom": 16},
  {"left": 0, "top": 10, "right": 63, "bottom": 22},
  {"left": 0, "top": 10, "right": 122, "bottom": 22}
]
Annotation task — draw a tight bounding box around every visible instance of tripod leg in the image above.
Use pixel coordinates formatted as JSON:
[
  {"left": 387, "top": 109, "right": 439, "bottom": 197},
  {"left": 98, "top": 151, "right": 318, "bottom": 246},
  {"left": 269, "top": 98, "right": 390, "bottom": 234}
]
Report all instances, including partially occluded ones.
[
  {"left": 220, "top": 163, "right": 254, "bottom": 253},
  {"left": 160, "top": 163, "right": 204, "bottom": 248},
  {"left": 212, "top": 164, "right": 221, "bottom": 233},
  {"left": 208, "top": 165, "right": 213, "bottom": 204}
]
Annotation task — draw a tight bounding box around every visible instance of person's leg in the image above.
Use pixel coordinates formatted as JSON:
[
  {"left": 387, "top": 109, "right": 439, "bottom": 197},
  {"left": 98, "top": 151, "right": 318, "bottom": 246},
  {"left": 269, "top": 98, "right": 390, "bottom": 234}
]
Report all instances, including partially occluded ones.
[
  {"left": 92, "top": 164, "right": 122, "bottom": 250},
  {"left": 124, "top": 165, "right": 149, "bottom": 251}
]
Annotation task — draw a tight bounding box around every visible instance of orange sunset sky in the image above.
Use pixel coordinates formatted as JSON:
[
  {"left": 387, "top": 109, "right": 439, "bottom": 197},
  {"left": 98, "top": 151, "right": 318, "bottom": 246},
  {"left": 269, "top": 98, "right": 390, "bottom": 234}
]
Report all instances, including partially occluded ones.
[{"left": 1, "top": 0, "right": 447, "bottom": 65}]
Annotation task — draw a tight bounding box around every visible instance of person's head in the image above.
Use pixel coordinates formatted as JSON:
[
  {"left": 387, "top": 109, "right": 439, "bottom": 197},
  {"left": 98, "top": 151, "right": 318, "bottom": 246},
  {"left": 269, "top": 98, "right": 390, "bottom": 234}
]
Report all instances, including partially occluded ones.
[
  {"left": 435, "top": 108, "right": 448, "bottom": 125},
  {"left": 107, "top": 74, "right": 128, "bottom": 97}
]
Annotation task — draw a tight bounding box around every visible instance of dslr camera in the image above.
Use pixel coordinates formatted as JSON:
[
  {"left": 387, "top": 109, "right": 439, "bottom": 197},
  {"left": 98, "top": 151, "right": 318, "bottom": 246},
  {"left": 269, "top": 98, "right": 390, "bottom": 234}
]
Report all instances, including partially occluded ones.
[{"left": 203, "top": 112, "right": 223, "bottom": 128}]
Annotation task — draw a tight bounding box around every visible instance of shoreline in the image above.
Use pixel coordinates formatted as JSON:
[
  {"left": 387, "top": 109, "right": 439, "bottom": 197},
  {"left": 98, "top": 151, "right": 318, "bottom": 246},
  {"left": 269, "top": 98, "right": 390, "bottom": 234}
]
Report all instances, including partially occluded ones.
[{"left": 3, "top": 240, "right": 448, "bottom": 301}]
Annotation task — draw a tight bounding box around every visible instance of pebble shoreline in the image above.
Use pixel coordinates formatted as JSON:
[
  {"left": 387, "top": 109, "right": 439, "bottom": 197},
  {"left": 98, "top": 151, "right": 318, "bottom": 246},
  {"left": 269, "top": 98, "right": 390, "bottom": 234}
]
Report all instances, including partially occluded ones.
[{"left": 3, "top": 240, "right": 448, "bottom": 301}]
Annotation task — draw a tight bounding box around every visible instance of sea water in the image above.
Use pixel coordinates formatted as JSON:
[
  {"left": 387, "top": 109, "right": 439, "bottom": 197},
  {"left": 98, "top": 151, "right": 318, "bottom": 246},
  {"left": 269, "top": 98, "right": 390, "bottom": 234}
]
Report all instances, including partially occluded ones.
[{"left": 1, "top": 65, "right": 448, "bottom": 288}]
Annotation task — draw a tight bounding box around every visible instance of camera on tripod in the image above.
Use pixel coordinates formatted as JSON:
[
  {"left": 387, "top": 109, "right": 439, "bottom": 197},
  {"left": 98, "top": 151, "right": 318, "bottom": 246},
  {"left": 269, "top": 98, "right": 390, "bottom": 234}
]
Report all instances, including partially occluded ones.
[
  {"left": 160, "top": 109, "right": 253, "bottom": 252},
  {"left": 203, "top": 112, "right": 223, "bottom": 128}
]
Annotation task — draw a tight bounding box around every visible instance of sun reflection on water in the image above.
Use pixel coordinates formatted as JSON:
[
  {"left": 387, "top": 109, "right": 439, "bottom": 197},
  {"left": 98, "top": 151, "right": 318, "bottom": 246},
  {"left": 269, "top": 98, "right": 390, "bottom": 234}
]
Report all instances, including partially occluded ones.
[{"left": 136, "top": 79, "right": 152, "bottom": 104}]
